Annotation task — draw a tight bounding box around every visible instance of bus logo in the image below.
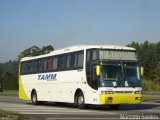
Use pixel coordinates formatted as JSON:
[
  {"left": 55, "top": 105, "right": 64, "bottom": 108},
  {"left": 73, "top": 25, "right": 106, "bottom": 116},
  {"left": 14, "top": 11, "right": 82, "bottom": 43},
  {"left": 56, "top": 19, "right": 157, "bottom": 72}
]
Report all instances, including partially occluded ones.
[{"left": 38, "top": 74, "right": 57, "bottom": 81}]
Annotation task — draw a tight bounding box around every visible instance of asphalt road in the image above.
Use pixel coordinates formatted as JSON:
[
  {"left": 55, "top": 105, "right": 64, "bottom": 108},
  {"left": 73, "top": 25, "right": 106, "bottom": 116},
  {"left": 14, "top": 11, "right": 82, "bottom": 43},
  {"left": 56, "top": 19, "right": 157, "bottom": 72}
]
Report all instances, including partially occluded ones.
[{"left": 0, "top": 96, "right": 160, "bottom": 120}]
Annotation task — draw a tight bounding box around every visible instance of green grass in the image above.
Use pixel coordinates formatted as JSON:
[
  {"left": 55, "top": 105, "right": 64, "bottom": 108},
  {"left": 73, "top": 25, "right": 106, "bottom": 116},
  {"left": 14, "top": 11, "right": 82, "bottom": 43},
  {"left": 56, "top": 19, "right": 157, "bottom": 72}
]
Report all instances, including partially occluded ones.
[
  {"left": 142, "top": 95, "right": 160, "bottom": 101},
  {"left": 142, "top": 79, "right": 160, "bottom": 92},
  {"left": 142, "top": 79, "right": 160, "bottom": 102},
  {"left": 0, "top": 90, "right": 18, "bottom": 97},
  {"left": 0, "top": 109, "right": 29, "bottom": 120},
  {"left": 0, "top": 109, "right": 19, "bottom": 120}
]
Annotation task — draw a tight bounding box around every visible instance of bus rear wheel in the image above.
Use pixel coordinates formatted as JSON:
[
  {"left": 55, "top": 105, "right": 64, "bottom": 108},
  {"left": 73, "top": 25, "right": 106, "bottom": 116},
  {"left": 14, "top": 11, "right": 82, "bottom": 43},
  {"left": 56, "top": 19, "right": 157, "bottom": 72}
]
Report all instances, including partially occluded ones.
[{"left": 76, "top": 92, "right": 86, "bottom": 109}]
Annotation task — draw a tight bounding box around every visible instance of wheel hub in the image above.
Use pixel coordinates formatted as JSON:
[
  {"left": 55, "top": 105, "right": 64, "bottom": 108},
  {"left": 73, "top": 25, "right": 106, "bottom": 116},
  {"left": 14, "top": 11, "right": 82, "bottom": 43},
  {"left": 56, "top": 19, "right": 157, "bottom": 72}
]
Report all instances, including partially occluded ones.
[{"left": 78, "top": 96, "right": 84, "bottom": 105}]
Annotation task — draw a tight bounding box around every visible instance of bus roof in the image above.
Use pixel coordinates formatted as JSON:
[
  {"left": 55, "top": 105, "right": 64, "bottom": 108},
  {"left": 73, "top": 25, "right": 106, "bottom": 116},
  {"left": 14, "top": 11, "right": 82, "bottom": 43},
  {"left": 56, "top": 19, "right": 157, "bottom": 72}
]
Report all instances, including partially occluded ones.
[{"left": 20, "top": 45, "right": 136, "bottom": 62}]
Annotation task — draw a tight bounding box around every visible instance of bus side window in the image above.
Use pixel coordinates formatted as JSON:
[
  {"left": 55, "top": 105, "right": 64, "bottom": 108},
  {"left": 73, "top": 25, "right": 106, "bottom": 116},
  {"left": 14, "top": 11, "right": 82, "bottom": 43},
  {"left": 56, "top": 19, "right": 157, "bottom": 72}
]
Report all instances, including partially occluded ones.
[
  {"left": 53, "top": 57, "right": 58, "bottom": 70},
  {"left": 28, "top": 62, "right": 32, "bottom": 74},
  {"left": 71, "top": 53, "right": 78, "bottom": 68},
  {"left": 77, "top": 52, "right": 84, "bottom": 68},
  {"left": 44, "top": 59, "right": 47, "bottom": 72},
  {"left": 38, "top": 59, "right": 43, "bottom": 72},
  {"left": 59, "top": 56, "right": 63, "bottom": 70},
  {"left": 58, "top": 54, "right": 67, "bottom": 70},
  {"left": 47, "top": 58, "right": 53, "bottom": 71},
  {"left": 32, "top": 60, "right": 38, "bottom": 73},
  {"left": 38, "top": 59, "right": 47, "bottom": 73},
  {"left": 21, "top": 62, "right": 29, "bottom": 75},
  {"left": 66, "top": 54, "right": 71, "bottom": 69},
  {"left": 35, "top": 60, "right": 38, "bottom": 73}
]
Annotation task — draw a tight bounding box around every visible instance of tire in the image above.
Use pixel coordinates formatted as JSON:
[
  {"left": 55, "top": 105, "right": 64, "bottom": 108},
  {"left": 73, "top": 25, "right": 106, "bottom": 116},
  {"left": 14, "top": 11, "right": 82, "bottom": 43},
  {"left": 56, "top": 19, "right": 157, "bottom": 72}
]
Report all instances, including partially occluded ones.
[
  {"left": 31, "top": 91, "right": 39, "bottom": 105},
  {"left": 109, "top": 104, "right": 120, "bottom": 110},
  {"left": 76, "top": 92, "right": 86, "bottom": 109}
]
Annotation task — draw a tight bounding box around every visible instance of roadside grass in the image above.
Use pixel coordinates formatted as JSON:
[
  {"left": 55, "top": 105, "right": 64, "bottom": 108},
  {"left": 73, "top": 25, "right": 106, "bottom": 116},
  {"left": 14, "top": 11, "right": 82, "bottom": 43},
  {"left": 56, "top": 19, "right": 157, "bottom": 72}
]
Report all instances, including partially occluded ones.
[
  {"left": 0, "top": 109, "right": 20, "bottom": 120},
  {"left": 142, "top": 79, "right": 160, "bottom": 92},
  {"left": 0, "top": 109, "right": 42, "bottom": 120},
  {"left": 0, "top": 109, "right": 31, "bottom": 120},
  {"left": 142, "top": 94, "right": 160, "bottom": 102},
  {"left": 142, "top": 79, "right": 160, "bottom": 102},
  {"left": 0, "top": 90, "right": 18, "bottom": 97}
]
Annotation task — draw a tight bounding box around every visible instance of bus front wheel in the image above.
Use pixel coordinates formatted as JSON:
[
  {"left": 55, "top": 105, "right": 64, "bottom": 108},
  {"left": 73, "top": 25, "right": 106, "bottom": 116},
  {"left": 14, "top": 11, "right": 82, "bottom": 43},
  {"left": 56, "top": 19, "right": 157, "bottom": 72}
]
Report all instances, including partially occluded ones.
[
  {"left": 76, "top": 92, "right": 86, "bottom": 109},
  {"left": 31, "top": 91, "right": 39, "bottom": 105}
]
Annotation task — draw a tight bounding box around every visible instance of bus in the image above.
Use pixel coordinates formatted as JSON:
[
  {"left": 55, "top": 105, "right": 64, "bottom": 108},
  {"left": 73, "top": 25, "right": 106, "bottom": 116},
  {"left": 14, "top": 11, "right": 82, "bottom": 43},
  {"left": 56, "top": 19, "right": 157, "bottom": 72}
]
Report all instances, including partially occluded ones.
[{"left": 19, "top": 45, "right": 143, "bottom": 109}]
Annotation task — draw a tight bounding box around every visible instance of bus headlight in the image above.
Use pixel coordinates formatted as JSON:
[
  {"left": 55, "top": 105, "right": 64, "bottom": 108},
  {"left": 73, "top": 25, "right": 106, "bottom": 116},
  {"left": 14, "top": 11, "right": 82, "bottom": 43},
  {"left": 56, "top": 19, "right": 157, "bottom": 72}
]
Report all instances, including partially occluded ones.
[
  {"left": 134, "top": 91, "right": 142, "bottom": 94},
  {"left": 101, "top": 91, "right": 114, "bottom": 94}
]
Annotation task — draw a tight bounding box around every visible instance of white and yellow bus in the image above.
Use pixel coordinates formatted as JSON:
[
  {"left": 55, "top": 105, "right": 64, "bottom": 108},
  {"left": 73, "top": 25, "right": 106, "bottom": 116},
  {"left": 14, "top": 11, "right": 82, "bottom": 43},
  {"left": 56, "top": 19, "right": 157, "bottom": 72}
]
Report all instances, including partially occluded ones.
[{"left": 19, "top": 45, "right": 142, "bottom": 109}]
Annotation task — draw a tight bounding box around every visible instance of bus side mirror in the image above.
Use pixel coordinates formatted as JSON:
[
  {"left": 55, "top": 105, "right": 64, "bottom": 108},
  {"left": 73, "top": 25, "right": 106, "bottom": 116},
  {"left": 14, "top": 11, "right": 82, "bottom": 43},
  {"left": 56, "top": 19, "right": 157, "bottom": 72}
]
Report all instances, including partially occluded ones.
[
  {"left": 96, "top": 65, "right": 101, "bottom": 76},
  {"left": 140, "top": 67, "right": 144, "bottom": 76}
]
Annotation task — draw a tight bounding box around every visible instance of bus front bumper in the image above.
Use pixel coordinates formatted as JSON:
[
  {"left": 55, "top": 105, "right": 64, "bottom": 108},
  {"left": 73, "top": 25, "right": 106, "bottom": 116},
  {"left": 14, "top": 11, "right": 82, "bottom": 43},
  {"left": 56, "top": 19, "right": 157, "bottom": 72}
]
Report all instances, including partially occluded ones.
[{"left": 100, "top": 94, "right": 142, "bottom": 105}]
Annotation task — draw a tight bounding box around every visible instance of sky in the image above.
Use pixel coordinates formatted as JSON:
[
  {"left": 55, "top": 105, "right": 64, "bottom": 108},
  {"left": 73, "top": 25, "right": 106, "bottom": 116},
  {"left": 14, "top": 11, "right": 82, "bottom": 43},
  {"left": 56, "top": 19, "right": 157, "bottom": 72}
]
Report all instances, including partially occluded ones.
[{"left": 0, "top": 0, "right": 160, "bottom": 63}]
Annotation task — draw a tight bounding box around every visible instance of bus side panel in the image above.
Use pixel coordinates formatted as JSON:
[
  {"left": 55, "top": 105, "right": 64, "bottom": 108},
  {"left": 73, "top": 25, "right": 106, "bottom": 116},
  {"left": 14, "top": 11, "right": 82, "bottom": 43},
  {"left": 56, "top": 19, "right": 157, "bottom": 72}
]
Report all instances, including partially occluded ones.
[
  {"left": 20, "top": 74, "right": 39, "bottom": 101},
  {"left": 19, "top": 75, "right": 30, "bottom": 100},
  {"left": 37, "top": 70, "right": 93, "bottom": 104}
]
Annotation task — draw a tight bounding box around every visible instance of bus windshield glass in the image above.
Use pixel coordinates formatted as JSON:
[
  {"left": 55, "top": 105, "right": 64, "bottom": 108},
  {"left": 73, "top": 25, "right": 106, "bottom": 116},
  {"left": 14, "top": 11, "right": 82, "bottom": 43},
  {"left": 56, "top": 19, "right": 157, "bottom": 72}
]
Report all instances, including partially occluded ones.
[{"left": 100, "top": 62, "right": 141, "bottom": 87}]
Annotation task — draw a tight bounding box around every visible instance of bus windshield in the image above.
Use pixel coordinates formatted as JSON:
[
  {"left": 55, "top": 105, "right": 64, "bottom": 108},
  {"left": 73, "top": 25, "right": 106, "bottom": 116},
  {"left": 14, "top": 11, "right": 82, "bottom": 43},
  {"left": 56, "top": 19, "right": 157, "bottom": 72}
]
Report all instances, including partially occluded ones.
[{"left": 100, "top": 62, "right": 141, "bottom": 87}]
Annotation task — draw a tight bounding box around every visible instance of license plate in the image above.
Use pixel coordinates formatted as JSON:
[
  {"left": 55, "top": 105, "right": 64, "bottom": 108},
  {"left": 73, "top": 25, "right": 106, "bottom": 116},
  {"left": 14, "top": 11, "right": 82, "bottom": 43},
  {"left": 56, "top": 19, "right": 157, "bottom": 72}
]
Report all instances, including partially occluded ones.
[{"left": 106, "top": 98, "right": 112, "bottom": 103}]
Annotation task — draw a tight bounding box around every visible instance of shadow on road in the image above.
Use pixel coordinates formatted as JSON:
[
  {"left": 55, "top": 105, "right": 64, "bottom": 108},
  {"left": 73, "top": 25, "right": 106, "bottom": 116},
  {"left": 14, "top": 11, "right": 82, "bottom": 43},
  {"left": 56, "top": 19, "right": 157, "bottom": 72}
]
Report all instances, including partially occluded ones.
[
  {"left": 87, "top": 103, "right": 160, "bottom": 111},
  {"left": 27, "top": 101, "right": 160, "bottom": 111}
]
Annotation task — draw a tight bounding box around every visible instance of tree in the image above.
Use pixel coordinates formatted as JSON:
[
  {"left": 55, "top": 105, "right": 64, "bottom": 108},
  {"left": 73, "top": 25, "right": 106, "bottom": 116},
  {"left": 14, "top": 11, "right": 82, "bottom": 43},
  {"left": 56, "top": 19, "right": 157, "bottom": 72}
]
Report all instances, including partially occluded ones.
[
  {"left": 39, "top": 45, "right": 54, "bottom": 55},
  {"left": 17, "top": 46, "right": 40, "bottom": 61},
  {"left": 0, "top": 60, "right": 18, "bottom": 90},
  {"left": 0, "top": 45, "right": 54, "bottom": 90},
  {"left": 128, "top": 40, "right": 160, "bottom": 81},
  {"left": 153, "top": 63, "right": 160, "bottom": 83},
  {"left": 17, "top": 45, "right": 54, "bottom": 61}
]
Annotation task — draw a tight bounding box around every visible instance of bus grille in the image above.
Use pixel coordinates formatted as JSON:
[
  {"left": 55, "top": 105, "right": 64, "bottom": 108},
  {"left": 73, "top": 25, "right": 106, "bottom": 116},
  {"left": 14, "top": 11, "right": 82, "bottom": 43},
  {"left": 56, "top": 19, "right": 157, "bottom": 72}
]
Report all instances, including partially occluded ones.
[{"left": 114, "top": 91, "right": 133, "bottom": 94}]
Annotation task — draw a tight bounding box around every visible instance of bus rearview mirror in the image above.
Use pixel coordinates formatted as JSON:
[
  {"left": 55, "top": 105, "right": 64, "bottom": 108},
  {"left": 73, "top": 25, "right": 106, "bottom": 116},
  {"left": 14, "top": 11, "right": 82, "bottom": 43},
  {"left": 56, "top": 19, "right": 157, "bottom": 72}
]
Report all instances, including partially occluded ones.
[
  {"left": 140, "top": 67, "right": 144, "bottom": 76},
  {"left": 96, "top": 65, "right": 101, "bottom": 76}
]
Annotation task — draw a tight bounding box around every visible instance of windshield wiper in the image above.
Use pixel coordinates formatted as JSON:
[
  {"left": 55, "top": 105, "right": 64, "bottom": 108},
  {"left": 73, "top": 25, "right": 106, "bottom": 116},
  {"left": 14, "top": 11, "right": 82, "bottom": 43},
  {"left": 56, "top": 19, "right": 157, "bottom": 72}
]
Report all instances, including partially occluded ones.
[
  {"left": 116, "top": 77, "right": 124, "bottom": 87},
  {"left": 128, "top": 80, "right": 136, "bottom": 88}
]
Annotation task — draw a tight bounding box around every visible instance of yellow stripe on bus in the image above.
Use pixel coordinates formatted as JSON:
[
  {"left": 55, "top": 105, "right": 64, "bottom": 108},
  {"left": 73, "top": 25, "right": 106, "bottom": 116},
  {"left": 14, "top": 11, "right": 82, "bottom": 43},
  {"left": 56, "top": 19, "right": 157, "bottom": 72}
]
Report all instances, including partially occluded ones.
[
  {"left": 100, "top": 94, "right": 142, "bottom": 105},
  {"left": 19, "top": 76, "right": 30, "bottom": 100}
]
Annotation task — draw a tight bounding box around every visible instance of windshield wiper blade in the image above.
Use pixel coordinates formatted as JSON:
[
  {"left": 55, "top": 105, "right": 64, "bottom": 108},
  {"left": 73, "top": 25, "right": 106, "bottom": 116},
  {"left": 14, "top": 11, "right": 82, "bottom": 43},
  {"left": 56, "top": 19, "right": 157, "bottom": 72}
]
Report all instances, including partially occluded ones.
[{"left": 129, "top": 80, "right": 136, "bottom": 88}]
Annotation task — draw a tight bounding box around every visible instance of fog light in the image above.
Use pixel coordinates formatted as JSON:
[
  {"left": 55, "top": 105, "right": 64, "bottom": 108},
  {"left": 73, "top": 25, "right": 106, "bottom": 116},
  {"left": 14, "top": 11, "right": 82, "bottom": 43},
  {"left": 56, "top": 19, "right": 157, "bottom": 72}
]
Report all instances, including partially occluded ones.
[{"left": 135, "top": 97, "right": 141, "bottom": 100}]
